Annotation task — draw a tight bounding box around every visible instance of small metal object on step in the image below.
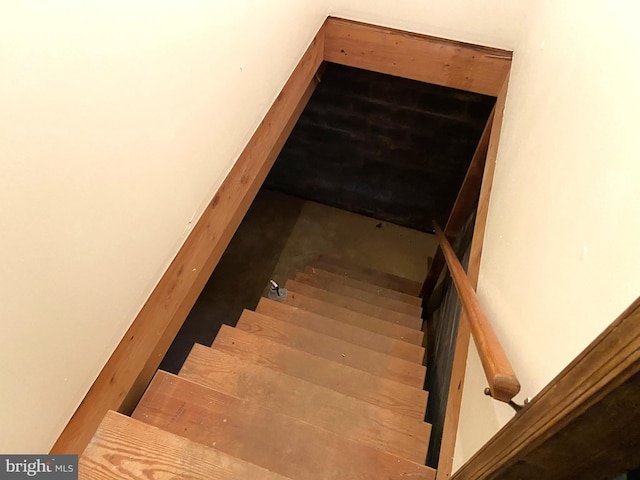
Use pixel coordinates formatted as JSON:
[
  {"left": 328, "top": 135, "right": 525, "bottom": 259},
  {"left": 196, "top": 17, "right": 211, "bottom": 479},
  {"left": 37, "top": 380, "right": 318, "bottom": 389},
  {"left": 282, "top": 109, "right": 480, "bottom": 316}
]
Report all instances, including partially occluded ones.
[
  {"left": 484, "top": 387, "right": 530, "bottom": 413},
  {"left": 268, "top": 279, "right": 288, "bottom": 301}
]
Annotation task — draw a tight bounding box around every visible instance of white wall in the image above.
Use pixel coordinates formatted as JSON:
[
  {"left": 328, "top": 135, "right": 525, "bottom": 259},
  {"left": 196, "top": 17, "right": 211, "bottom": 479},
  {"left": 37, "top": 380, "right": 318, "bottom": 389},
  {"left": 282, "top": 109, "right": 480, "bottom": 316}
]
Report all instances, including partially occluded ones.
[
  {"left": 454, "top": 0, "right": 640, "bottom": 470},
  {"left": 0, "top": 0, "right": 327, "bottom": 453}
]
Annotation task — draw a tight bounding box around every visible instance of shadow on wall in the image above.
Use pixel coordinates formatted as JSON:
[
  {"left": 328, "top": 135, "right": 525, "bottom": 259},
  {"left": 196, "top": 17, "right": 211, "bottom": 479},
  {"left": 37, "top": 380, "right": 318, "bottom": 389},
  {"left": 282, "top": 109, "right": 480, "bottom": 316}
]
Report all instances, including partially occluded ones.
[{"left": 159, "top": 189, "right": 305, "bottom": 374}]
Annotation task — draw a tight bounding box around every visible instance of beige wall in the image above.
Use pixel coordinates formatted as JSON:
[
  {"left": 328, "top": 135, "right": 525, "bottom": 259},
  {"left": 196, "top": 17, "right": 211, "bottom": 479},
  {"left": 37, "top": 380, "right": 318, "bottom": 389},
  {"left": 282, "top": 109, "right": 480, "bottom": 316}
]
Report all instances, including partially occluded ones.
[
  {"left": 454, "top": 0, "right": 640, "bottom": 470},
  {"left": 0, "top": 0, "right": 326, "bottom": 452}
]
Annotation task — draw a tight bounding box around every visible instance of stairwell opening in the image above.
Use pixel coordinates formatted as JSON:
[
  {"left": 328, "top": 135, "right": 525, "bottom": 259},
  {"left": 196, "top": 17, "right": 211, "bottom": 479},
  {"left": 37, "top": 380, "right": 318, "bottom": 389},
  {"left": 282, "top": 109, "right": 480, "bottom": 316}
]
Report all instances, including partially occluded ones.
[
  {"left": 159, "top": 60, "right": 496, "bottom": 470},
  {"left": 58, "top": 18, "right": 513, "bottom": 476}
]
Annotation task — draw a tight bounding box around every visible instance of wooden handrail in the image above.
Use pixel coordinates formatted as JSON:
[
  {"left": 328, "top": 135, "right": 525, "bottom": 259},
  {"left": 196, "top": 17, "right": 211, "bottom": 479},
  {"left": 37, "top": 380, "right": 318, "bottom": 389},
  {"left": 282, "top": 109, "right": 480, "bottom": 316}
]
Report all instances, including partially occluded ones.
[{"left": 434, "top": 223, "right": 520, "bottom": 403}]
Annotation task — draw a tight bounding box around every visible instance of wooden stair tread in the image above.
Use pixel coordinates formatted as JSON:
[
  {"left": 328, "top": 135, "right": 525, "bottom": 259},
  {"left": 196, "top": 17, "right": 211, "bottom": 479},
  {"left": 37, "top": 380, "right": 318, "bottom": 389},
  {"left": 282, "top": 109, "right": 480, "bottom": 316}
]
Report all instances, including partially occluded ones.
[
  {"left": 295, "top": 271, "right": 423, "bottom": 316},
  {"left": 282, "top": 292, "right": 424, "bottom": 345},
  {"left": 233, "top": 310, "right": 425, "bottom": 387},
  {"left": 281, "top": 292, "right": 424, "bottom": 345},
  {"left": 285, "top": 281, "right": 422, "bottom": 330},
  {"left": 133, "top": 372, "right": 436, "bottom": 480},
  {"left": 214, "top": 322, "right": 427, "bottom": 417},
  {"left": 179, "top": 344, "right": 431, "bottom": 462},
  {"left": 256, "top": 298, "right": 424, "bottom": 363},
  {"left": 304, "top": 266, "right": 423, "bottom": 306},
  {"left": 310, "top": 255, "right": 423, "bottom": 296},
  {"left": 79, "top": 411, "right": 289, "bottom": 480}
]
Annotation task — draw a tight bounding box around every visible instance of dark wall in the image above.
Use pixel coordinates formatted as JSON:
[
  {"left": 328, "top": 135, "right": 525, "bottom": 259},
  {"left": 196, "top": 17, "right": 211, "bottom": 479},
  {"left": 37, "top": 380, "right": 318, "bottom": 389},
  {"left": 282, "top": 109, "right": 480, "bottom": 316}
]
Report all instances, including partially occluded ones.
[{"left": 265, "top": 63, "right": 494, "bottom": 232}]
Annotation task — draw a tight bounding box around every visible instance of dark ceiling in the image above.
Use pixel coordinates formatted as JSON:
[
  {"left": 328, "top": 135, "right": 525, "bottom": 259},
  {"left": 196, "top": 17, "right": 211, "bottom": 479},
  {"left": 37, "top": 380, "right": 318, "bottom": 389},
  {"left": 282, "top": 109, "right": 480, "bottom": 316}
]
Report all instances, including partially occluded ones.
[{"left": 264, "top": 62, "right": 495, "bottom": 233}]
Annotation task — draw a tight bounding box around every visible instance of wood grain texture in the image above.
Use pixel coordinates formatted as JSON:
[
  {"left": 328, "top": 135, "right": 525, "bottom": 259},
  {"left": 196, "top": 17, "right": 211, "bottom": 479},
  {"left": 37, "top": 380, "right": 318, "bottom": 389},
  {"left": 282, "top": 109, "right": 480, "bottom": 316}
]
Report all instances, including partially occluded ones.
[
  {"left": 52, "top": 28, "right": 326, "bottom": 455},
  {"left": 79, "top": 411, "right": 290, "bottom": 480},
  {"left": 286, "top": 279, "right": 423, "bottom": 330},
  {"left": 133, "top": 372, "right": 436, "bottom": 480},
  {"left": 231, "top": 312, "right": 426, "bottom": 389},
  {"left": 213, "top": 324, "right": 427, "bottom": 418},
  {"left": 310, "top": 254, "right": 423, "bottom": 296},
  {"left": 421, "top": 108, "right": 495, "bottom": 301},
  {"left": 295, "top": 272, "right": 423, "bottom": 316},
  {"left": 452, "top": 297, "right": 640, "bottom": 480},
  {"left": 180, "top": 344, "right": 431, "bottom": 463},
  {"left": 437, "top": 76, "right": 510, "bottom": 480},
  {"left": 324, "top": 17, "right": 511, "bottom": 97},
  {"left": 282, "top": 291, "right": 424, "bottom": 345},
  {"left": 304, "top": 266, "right": 423, "bottom": 306},
  {"left": 434, "top": 224, "right": 520, "bottom": 402},
  {"left": 256, "top": 298, "right": 425, "bottom": 362}
]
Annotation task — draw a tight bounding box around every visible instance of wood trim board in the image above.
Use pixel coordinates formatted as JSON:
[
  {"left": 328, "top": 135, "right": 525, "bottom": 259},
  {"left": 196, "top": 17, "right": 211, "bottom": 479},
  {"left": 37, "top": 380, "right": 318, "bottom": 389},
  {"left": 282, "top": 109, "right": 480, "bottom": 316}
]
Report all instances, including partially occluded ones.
[
  {"left": 324, "top": 17, "right": 512, "bottom": 96},
  {"left": 51, "top": 16, "right": 513, "bottom": 458}
]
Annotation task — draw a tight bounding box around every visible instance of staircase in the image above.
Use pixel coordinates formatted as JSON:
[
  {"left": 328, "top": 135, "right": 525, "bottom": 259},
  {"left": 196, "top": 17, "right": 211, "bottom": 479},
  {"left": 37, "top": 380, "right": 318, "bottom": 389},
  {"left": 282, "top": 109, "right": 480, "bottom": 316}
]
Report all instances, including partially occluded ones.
[{"left": 79, "top": 255, "right": 436, "bottom": 479}]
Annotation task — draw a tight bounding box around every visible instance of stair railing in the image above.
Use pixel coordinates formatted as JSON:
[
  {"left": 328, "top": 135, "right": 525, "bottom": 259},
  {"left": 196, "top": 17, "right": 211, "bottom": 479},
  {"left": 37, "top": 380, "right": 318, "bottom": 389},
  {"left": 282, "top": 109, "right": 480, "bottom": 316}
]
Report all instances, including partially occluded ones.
[{"left": 433, "top": 223, "right": 521, "bottom": 406}]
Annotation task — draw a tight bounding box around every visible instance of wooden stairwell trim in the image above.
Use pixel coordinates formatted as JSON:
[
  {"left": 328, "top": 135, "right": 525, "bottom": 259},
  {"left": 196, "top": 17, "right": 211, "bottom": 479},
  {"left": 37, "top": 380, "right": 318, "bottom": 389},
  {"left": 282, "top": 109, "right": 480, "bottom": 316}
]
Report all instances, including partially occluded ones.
[
  {"left": 132, "top": 371, "right": 437, "bottom": 480},
  {"left": 52, "top": 26, "right": 326, "bottom": 455},
  {"left": 324, "top": 17, "right": 512, "bottom": 97}
]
